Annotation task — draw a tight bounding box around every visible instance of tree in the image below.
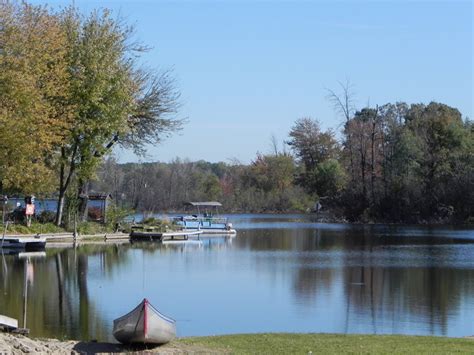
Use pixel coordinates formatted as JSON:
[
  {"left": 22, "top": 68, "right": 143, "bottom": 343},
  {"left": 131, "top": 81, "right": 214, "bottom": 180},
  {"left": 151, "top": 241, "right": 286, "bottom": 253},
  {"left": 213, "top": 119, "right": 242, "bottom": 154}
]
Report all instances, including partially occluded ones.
[
  {"left": 307, "top": 159, "right": 347, "bottom": 199},
  {"left": 287, "top": 117, "right": 340, "bottom": 194},
  {"left": 343, "top": 107, "right": 384, "bottom": 209},
  {"left": 405, "top": 102, "right": 468, "bottom": 218},
  {"left": 0, "top": 2, "right": 72, "bottom": 195},
  {"left": 287, "top": 117, "right": 339, "bottom": 171},
  {"left": 203, "top": 174, "right": 222, "bottom": 201},
  {"left": 377, "top": 102, "right": 409, "bottom": 197},
  {"left": 326, "top": 79, "right": 357, "bottom": 178},
  {"left": 54, "top": 7, "right": 183, "bottom": 225}
]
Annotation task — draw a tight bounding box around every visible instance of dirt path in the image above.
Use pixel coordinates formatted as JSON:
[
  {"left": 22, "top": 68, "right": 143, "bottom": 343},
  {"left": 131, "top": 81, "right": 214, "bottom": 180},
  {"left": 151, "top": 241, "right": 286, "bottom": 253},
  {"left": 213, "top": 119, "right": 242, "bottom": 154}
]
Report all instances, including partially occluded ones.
[{"left": 0, "top": 333, "right": 220, "bottom": 354}]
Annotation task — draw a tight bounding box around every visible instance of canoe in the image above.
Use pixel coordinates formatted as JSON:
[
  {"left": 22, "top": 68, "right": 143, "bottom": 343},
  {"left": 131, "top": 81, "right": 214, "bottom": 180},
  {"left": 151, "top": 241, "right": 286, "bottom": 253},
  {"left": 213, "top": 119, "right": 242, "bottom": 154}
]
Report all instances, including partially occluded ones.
[{"left": 113, "top": 299, "right": 176, "bottom": 345}]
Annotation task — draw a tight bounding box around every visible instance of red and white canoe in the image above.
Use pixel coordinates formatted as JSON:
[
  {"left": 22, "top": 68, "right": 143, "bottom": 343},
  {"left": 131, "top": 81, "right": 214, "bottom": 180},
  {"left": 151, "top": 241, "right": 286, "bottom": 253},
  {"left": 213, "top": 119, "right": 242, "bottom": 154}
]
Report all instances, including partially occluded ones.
[{"left": 113, "top": 299, "right": 176, "bottom": 345}]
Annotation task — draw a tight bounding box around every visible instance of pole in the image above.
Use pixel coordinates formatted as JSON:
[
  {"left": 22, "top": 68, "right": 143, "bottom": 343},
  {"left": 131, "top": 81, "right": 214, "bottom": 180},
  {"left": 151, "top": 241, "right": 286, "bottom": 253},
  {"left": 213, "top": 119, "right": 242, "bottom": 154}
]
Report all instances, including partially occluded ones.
[
  {"left": 1, "top": 221, "right": 8, "bottom": 248},
  {"left": 73, "top": 212, "right": 77, "bottom": 242}
]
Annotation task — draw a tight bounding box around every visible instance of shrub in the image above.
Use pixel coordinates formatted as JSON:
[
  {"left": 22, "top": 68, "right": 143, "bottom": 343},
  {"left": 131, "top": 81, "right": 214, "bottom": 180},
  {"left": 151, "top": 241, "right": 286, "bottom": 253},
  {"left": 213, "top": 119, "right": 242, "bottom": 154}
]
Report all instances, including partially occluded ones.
[
  {"left": 76, "top": 221, "right": 107, "bottom": 235},
  {"left": 106, "top": 204, "right": 134, "bottom": 232},
  {"left": 6, "top": 222, "right": 64, "bottom": 234},
  {"left": 36, "top": 210, "right": 56, "bottom": 224}
]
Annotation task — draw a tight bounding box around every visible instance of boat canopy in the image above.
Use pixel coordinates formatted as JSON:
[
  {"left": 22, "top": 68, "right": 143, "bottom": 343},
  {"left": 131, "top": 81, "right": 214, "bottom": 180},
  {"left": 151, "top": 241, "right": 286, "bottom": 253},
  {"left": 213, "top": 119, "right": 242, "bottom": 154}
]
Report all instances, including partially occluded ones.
[{"left": 184, "top": 201, "right": 222, "bottom": 207}]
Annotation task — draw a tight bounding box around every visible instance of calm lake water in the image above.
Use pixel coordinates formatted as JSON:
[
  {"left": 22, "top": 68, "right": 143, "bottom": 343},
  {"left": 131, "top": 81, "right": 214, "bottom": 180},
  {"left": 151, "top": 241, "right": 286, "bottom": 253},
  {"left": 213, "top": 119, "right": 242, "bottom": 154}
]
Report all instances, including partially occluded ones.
[{"left": 1, "top": 214, "right": 474, "bottom": 341}]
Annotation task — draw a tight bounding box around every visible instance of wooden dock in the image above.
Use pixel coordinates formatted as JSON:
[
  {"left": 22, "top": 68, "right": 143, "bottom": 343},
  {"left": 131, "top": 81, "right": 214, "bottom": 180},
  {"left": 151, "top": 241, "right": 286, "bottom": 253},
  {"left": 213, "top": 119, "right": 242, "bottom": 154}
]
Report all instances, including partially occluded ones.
[
  {"left": 0, "top": 236, "right": 46, "bottom": 251},
  {"left": 44, "top": 232, "right": 129, "bottom": 242},
  {"left": 130, "top": 230, "right": 203, "bottom": 242},
  {"left": 1, "top": 232, "right": 129, "bottom": 242},
  {"left": 161, "top": 230, "right": 203, "bottom": 241}
]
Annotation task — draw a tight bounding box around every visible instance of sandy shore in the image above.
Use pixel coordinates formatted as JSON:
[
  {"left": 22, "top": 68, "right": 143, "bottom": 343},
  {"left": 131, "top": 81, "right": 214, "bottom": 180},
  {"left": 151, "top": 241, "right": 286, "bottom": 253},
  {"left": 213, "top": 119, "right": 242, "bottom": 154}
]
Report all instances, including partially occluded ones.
[{"left": 0, "top": 333, "right": 218, "bottom": 354}]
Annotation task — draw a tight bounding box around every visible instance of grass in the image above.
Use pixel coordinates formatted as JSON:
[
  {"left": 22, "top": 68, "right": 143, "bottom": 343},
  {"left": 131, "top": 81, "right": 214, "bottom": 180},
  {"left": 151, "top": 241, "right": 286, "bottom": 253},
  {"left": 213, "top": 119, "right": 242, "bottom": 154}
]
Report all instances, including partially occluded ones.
[
  {"left": 1, "top": 221, "right": 117, "bottom": 235},
  {"left": 178, "top": 333, "right": 474, "bottom": 354},
  {"left": 124, "top": 217, "right": 176, "bottom": 234},
  {"left": 76, "top": 221, "right": 109, "bottom": 235},
  {"left": 2, "top": 222, "right": 65, "bottom": 234}
]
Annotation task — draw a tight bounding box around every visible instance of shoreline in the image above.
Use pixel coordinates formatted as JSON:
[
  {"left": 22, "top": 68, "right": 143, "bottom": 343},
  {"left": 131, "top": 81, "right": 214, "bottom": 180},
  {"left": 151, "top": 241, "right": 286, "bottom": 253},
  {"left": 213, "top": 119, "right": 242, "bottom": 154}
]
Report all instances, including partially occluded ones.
[
  {"left": 0, "top": 332, "right": 220, "bottom": 354},
  {"left": 1, "top": 332, "right": 473, "bottom": 354},
  {"left": 2, "top": 217, "right": 473, "bottom": 240}
]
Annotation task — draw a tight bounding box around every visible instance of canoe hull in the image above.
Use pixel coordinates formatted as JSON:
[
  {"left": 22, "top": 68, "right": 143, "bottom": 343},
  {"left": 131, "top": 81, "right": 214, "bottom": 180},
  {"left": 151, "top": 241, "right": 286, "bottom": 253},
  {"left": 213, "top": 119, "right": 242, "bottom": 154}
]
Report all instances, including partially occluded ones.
[{"left": 113, "top": 299, "right": 176, "bottom": 345}]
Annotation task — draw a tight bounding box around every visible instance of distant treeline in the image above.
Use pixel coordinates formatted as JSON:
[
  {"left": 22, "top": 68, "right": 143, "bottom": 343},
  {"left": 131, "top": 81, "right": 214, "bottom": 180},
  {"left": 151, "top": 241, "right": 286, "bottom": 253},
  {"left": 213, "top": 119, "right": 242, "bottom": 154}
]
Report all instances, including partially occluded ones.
[{"left": 93, "top": 101, "right": 473, "bottom": 224}]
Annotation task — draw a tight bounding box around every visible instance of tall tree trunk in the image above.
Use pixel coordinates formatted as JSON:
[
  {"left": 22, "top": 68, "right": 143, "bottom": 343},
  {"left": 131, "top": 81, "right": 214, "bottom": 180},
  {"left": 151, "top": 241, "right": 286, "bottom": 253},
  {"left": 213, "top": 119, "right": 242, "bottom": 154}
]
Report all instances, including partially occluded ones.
[
  {"left": 55, "top": 158, "right": 66, "bottom": 226},
  {"left": 370, "top": 119, "right": 377, "bottom": 207},
  {"left": 361, "top": 152, "right": 367, "bottom": 205},
  {"left": 55, "top": 145, "right": 78, "bottom": 226},
  {"left": 77, "top": 179, "right": 89, "bottom": 222},
  {"left": 56, "top": 189, "right": 66, "bottom": 226},
  {"left": 348, "top": 140, "right": 356, "bottom": 183},
  {"left": 358, "top": 126, "right": 368, "bottom": 207}
]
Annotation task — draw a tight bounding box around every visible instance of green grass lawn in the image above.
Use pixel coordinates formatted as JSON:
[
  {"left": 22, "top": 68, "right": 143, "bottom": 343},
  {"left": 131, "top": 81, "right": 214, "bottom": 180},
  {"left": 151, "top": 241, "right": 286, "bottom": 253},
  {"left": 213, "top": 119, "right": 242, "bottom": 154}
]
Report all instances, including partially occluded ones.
[{"left": 179, "top": 333, "right": 474, "bottom": 354}]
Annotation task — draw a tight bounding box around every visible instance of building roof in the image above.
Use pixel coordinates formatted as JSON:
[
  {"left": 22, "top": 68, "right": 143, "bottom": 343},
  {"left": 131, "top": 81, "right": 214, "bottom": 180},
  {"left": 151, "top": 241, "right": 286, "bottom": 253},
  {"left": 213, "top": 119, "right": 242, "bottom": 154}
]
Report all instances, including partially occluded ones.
[{"left": 184, "top": 201, "right": 222, "bottom": 207}]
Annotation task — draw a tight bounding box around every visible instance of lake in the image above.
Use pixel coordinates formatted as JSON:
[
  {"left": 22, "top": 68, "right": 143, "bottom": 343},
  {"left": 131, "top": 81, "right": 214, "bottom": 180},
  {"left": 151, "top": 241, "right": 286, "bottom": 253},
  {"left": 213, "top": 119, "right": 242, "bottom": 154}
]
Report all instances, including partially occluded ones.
[{"left": 1, "top": 214, "right": 474, "bottom": 341}]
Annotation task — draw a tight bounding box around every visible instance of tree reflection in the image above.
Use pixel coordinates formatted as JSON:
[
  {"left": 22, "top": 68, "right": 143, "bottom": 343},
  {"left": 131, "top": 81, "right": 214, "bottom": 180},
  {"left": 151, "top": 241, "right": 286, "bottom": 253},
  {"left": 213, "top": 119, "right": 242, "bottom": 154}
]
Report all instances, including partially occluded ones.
[
  {"left": 237, "top": 225, "right": 474, "bottom": 336},
  {"left": 1, "top": 223, "right": 473, "bottom": 339},
  {"left": 0, "top": 243, "right": 132, "bottom": 341}
]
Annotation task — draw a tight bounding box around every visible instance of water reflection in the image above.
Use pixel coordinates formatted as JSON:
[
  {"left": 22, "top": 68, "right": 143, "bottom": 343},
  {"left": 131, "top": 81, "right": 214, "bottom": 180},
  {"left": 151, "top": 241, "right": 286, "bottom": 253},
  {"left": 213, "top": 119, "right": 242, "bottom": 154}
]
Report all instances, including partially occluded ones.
[
  {"left": 0, "top": 245, "right": 129, "bottom": 340},
  {"left": 0, "top": 216, "right": 473, "bottom": 340}
]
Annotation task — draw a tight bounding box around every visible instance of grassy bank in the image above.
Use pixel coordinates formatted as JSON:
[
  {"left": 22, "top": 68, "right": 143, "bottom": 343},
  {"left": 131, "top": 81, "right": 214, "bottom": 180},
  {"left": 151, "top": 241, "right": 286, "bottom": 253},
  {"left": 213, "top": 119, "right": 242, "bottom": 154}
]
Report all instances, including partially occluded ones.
[
  {"left": 1, "top": 216, "right": 174, "bottom": 236},
  {"left": 2, "top": 221, "right": 107, "bottom": 235},
  {"left": 1, "top": 332, "right": 473, "bottom": 354},
  {"left": 179, "top": 333, "right": 474, "bottom": 354}
]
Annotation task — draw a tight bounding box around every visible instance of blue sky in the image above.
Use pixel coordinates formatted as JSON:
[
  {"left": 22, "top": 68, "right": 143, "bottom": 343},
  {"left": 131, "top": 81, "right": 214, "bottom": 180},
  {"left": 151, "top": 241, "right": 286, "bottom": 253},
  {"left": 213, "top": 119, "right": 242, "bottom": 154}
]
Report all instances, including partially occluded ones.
[{"left": 33, "top": 0, "right": 473, "bottom": 163}]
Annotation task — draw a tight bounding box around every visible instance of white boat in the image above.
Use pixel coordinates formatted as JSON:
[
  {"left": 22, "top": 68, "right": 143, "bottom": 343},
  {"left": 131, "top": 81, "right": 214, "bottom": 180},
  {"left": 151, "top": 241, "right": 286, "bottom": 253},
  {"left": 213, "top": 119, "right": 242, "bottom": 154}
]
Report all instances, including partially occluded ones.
[
  {"left": 113, "top": 298, "right": 176, "bottom": 345},
  {"left": 175, "top": 202, "right": 237, "bottom": 234},
  {"left": 0, "top": 236, "right": 47, "bottom": 251}
]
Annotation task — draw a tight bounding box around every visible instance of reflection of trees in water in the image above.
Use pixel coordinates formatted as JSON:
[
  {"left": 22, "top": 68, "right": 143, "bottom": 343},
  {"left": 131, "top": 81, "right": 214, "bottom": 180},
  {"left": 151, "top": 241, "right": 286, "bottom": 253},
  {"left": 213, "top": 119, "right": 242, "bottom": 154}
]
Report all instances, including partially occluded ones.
[
  {"left": 290, "top": 227, "right": 474, "bottom": 335},
  {"left": 237, "top": 227, "right": 474, "bottom": 335},
  {"left": 235, "top": 228, "right": 340, "bottom": 251},
  {"left": 234, "top": 229, "right": 296, "bottom": 251},
  {"left": 340, "top": 238, "right": 474, "bottom": 336},
  {"left": 341, "top": 264, "right": 474, "bottom": 335},
  {"left": 0, "top": 254, "right": 26, "bottom": 324},
  {"left": 292, "top": 267, "right": 336, "bottom": 305},
  {"left": 0, "top": 244, "right": 131, "bottom": 341}
]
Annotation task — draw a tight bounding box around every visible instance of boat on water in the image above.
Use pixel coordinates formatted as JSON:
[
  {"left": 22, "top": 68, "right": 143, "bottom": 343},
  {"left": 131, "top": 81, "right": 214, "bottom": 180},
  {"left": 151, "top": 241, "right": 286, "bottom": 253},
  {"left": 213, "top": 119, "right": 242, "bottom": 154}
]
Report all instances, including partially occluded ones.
[
  {"left": 0, "top": 236, "right": 47, "bottom": 251},
  {"left": 113, "top": 298, "right": 176, "bottom": 345},
  {"left": 174, "top": 202, "right": 237, "bottom": 234}
]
